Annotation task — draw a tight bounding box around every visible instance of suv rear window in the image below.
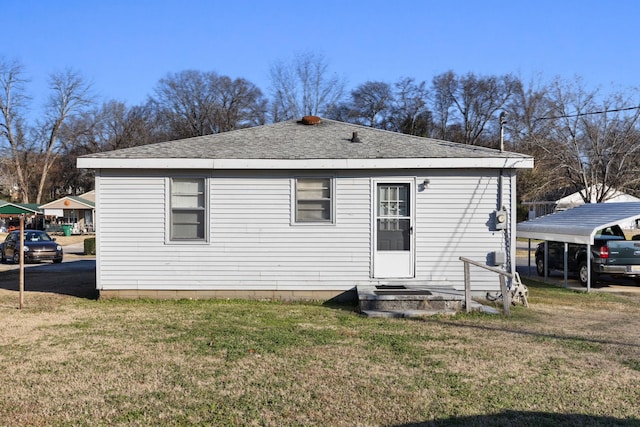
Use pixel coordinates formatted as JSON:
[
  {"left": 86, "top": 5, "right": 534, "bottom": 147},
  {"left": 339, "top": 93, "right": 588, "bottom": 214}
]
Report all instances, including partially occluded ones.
[{"left": 595, "top": 225, "right": 625, "bottom": 239}]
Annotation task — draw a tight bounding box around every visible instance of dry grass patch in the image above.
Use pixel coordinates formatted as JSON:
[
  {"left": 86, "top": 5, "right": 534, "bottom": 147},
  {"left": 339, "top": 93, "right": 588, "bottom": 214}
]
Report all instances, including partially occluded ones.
[{"left": 0, "top": 283, "right": 638, "bottom": 426}]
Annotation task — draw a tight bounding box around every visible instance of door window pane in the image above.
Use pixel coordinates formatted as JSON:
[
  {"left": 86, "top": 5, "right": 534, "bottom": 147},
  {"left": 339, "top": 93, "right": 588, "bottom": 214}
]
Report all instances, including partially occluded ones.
[
  {"left": 377, "top": 218, "right": 410, "bottom": 250},
  {"left": 378, "top": 185, "right": 408, "bottom": 217},
  {"left": 377, "top": 184, "right": 410, "bottom": 251}
]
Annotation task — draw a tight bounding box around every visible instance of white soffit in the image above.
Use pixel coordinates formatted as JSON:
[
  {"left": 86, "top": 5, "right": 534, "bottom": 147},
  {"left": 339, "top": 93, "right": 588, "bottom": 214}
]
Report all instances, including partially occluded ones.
[{"left": 516, "top": 202, "right": 640, "bottom": 244}]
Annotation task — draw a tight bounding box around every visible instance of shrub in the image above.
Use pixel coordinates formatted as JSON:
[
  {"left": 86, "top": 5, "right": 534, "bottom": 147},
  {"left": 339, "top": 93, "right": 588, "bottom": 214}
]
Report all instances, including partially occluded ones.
[{"left": 84, "top": 237, "right": 96, "bottom": 255}]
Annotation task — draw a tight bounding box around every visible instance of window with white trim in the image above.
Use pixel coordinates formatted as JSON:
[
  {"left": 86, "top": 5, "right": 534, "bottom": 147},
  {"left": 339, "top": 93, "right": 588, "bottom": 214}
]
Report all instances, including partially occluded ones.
[
  {"left": 295, "top": 178, "right": 333, "bottom": 223},
  {"left": 170, "top": 177, "right": 206, "bottom": 241}
]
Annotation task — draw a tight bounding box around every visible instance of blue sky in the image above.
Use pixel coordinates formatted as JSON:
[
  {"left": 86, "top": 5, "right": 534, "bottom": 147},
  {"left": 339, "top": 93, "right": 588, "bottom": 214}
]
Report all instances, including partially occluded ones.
[{"left": 4, "top": 0, "right": 640, "bottom": 113}]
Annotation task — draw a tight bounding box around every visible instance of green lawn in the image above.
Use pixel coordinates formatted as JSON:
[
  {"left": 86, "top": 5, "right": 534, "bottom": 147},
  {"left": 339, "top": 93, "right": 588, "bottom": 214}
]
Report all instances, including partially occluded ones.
[{"left": 0, "top": 281, "right": 638, "bottom": 426}]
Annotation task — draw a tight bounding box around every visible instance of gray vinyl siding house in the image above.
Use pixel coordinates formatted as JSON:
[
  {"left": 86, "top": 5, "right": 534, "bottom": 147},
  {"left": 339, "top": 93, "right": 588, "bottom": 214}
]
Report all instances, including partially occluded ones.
[{"left": 77, "top": 118, "right": 533, "bottom": 300}]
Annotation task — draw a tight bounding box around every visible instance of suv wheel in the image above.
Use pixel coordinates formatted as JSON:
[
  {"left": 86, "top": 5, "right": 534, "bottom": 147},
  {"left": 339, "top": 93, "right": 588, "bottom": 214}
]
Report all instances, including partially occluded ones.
[{"left": 578, "top": 261, "right": 597, "bottom": 286}]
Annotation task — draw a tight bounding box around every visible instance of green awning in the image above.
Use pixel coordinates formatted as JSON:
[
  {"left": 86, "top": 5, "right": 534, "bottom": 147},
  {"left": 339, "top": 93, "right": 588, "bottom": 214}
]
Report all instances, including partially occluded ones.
[{"left": 0, "top": 202, "right": 42, "bottom": 215}]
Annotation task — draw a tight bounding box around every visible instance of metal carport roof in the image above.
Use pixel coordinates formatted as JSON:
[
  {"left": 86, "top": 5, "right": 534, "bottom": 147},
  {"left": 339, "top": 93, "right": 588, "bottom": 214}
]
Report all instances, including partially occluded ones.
[
  {"left": 517, "top": 202, "right": 640, "bottom": 244},
  {"left": 517, "top": 202, "right": 640, "bottom": 291}
]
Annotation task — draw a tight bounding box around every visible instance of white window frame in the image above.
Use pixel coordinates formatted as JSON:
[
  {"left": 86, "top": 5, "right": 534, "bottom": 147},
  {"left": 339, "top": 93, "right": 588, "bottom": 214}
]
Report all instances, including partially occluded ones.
[
  {"left": 291, "top": 176, "right": 335, "bottom": 225},
  {"left": 166, "top": 176, "right": 209, "bottom": 244}
]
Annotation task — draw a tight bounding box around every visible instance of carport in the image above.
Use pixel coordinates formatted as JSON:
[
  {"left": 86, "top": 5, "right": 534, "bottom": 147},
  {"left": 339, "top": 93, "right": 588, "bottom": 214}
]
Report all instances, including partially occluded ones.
[{"left": 516, "top": 202, "right": 640, "bottom": 291}]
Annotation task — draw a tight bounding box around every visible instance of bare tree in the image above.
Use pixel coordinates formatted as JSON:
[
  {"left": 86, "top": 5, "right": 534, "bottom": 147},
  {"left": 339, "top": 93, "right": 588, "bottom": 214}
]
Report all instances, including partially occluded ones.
[
  {"left": 60, "top": 100, "right": 156, "bottom": 153},
  {"left": 582, "top": 100, "right": 640, "bottom": 201},
  {"left": 323, "top": 102, "right": 352, "bottom": 123},
  {"left": 506, "top": 75, "right": 555, "bottom": 152},
  {"left": 33, "top": 69, "right": 93, "bottom": 203},
  {"left": 102, "top": 102, "right": 156, "bottom": 150},
  {"left": 431, "top": 71, "right": 455, "bottom": 140},
  {"left": 150, "top": 70, "right": 219, "bottom": 138},
  {"left": 149, "top": 70, "right": 266, "bottom": 139},
  {"left": 269, "top": 52, "right": 345, "bottom": 121},
  {"left": 215, "top": 76, "right": 267, "bottom": 132},
  {"left": 541, "top": 78, "right": 640, "bottom": 202},
  {"left": 505, "top": 76, "right": 562, "bottom": 201},
  {"left": 52, "top": 101, "right": 158, "bottom": 196},
  {"left": 350, "top": 81, "right": 393, "bottom": 128},
  {"left": 389, "top": 77, "right": 432, "bottom": 136},
  {"left": 432, "top": 71, "right": 519, "bottom": 146},
  {"left": 0, "top": 58, "right": 32, "bottom": 202},
  {"left": 0, "top": 61, "right": 94, "bottom": 203}
]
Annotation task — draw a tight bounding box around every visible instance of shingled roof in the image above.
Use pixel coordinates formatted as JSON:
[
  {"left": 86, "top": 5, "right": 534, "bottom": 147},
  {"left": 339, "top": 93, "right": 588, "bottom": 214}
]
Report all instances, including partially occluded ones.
[{"left": 78, "top": 118, "right": 533, "bottom": 170}]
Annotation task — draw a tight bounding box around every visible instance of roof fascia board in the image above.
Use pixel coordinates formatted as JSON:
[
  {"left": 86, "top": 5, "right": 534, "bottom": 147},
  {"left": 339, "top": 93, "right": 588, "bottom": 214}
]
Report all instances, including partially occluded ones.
[
  {"left": 517, "top": 231, "right": 593, "bottom": 245},
  {"left": 39, "top": 198, "right": 94, "bottom": 209},
  {"left": 77, "top": 157, "right": 534, "bottom": 170}
]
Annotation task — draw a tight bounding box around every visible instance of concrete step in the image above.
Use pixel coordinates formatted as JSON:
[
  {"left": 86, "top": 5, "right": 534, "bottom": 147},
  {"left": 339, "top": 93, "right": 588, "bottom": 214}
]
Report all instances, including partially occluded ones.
[{"left": 357, "top": 283, "right": 501, "bottom": 317}]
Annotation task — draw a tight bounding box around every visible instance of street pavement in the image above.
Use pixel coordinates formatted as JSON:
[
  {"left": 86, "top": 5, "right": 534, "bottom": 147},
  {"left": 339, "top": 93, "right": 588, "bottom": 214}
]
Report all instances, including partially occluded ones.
[{"left": 0, "top": 242, "right": 94, "bottom": 273}]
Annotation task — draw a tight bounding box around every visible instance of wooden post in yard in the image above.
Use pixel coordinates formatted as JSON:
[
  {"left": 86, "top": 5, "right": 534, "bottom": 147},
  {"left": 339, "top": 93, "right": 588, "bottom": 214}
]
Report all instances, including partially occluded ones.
[
  {"left": 19, "top": 215, "right": 24, "bottom": 309},
  {"left": 499, "top": 274, "right": 509, "bottom": 315},
  {"left": 464, "top": 261, "right": 471, "bottom": 313}
]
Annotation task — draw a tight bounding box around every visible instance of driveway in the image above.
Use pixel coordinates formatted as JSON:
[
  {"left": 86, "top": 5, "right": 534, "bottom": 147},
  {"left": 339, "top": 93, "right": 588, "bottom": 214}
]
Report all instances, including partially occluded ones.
[
  {"left": 516, "top": 244, "right": 640, "bottom": 295},
  {"left": 0, "top": 244, "right": 96, "bottom": 299}
]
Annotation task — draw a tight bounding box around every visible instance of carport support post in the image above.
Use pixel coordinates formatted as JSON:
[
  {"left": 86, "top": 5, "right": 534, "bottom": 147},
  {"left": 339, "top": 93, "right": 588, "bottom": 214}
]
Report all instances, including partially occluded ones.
[
  {"left": 19, "top": 215, "right": 24, "bottom": 309},
  {"left": 564, "top": 243, "right": 568, "bottom": 286},
  {"left": 587, "top": 244, "right": 592, "bottom": 292},
  {"left": 544, "top": 241, "right": 548, "bottom": 280},
  {"left": 527, "top": 239, "right": 532, "bottom": 276}
]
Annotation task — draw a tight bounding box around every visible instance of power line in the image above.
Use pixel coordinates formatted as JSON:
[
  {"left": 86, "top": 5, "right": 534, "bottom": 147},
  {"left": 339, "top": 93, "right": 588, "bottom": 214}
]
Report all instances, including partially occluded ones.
[{"left": 536, "top": 105, "right": 640, "bottom": 121}]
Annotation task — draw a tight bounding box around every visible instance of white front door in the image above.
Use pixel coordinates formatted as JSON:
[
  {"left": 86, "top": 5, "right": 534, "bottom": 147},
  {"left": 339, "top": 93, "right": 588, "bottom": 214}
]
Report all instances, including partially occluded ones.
[{"left": 373, "top": 181, "right": 414, "bottom": 278}]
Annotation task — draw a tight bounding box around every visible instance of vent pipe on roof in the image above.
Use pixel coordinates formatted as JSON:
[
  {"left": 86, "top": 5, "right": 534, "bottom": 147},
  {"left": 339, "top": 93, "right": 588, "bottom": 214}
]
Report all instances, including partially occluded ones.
[
  {"left": 301, "top": 115, "right": 322, "bottom": 125},
  {"left": 351, "top": 132, "right": 361, "bottom": 143}
]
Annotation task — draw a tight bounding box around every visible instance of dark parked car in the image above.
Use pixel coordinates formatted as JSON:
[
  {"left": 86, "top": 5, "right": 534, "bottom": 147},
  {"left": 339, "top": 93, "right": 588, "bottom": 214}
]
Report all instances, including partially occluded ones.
[
  {"left": 535, "top": 224, "right": 640, "bottom": 286},
  {"left": 0, "top": 230, "right": 63, "bottom": 264}
]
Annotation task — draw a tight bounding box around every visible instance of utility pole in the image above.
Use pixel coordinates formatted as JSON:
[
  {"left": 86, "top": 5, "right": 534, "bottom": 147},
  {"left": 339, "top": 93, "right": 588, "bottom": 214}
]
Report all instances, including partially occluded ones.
[{"left": 499, "top": 111, "right": 507, "bottom": 152}]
